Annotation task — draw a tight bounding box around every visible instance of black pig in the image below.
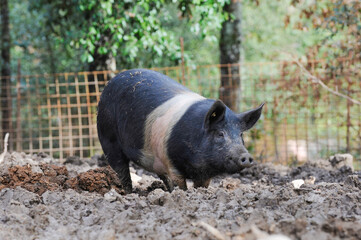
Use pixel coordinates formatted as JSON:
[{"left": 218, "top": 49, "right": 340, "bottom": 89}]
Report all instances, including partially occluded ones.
[{"left": 97, "top": 69, "right": 263, "bottom": 193}]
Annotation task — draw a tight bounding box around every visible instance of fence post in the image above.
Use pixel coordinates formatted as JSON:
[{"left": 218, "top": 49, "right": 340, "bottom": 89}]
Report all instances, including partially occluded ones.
[
  {"left": 16, "top": 59, "right": 21, "bottom": 151},
  {"left": 346, "top": 79, "right": 351, "bottom": 152}
]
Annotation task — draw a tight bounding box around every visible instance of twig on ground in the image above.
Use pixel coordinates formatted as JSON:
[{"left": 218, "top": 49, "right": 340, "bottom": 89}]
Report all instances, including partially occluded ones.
[
  {"left": 197, "top": 221, "right": 227, "bottom": 240},
  {"left": 0, "top": 133, "right": 9, "bottom": 163}
]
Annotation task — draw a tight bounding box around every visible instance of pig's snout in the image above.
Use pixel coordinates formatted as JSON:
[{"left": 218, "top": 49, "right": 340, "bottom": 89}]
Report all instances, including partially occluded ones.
[{"left": 239, "top": 153, "right": 255, "bottom": 167}]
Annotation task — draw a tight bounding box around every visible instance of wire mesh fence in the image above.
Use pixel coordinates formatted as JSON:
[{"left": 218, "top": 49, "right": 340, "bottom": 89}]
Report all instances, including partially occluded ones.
[{"left": 0, "top": 58, "right": 360, "bottom": 169}]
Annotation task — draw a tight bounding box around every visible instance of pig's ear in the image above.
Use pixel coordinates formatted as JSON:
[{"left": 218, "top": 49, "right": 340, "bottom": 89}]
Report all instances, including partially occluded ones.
[
  {"left": 204, "top": 100, "right": 226, "bottom": 130},
  {"left": 238, "top": 103, "right": 264, "bottom": 131}
]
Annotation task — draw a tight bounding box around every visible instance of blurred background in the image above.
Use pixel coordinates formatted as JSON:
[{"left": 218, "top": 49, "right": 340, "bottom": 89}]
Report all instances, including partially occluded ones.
[{"left": 0, "top": 0, "right": 360, "bottom": 168}]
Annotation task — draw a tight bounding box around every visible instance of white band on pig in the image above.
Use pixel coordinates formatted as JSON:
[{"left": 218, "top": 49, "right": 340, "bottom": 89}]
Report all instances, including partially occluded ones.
[{"left": 141, "top": 92, "right": 205, "bottom": 175}]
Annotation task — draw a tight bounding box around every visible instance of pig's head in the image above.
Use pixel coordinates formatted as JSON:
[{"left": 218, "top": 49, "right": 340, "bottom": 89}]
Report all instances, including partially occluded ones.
[{"left": 200, "top": 100, "right": 264, "bottom": 174}]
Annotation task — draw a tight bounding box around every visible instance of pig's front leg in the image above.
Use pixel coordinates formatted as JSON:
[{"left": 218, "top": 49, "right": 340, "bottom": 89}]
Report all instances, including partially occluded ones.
[
  {"left": 193, "top": 179, "right": 211, "bottom": 188},
  {"left": 159, "top": 174, "right": 187, "bottom": 192}
]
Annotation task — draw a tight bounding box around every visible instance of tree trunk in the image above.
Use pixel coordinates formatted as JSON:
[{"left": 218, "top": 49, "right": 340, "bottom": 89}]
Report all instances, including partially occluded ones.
[
  {"left": 1, "top": 0, "right": 12, "bottom": 139},
  {"left": 88, "top": 46, "right": 116, "bottom": 92},
  {"left": 219, "top": 1, "right": 242, "bottom": 112},
  {"left": 88, "top": 51, "right": 110, "bottom": 72},
  {"left": 45, "top": 35, "right": 57, "bottom": 74}
]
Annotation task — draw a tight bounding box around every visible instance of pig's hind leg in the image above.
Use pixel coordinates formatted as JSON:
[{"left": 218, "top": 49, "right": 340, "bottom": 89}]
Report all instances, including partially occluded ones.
[{"left": 159, "top": 175, "right": 174, "bottom": 192}]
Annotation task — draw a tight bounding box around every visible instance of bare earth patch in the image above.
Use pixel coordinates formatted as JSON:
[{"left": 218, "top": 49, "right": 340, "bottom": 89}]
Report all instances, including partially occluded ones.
[{"left": 0, "top": 152, "right": 360, "bottom": 240}]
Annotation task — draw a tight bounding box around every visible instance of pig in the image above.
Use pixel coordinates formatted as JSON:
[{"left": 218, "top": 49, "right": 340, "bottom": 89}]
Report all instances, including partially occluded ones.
[{"left": 97, "top": 69, "right": 264, "bottom": 193}]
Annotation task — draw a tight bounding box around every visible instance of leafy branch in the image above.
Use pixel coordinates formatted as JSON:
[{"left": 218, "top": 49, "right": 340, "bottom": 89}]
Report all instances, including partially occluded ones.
[{"left": 293, "top": 58, "right": 361, "bottom": 105}]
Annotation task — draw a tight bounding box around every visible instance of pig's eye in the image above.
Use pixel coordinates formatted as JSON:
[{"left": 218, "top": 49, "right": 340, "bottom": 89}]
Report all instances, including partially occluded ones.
[
  {"left": 240, "top": 133, "right": 245, "bottom": 144},
  {"left": 217, "top": 131, "right": 224, "bottom": 138}
]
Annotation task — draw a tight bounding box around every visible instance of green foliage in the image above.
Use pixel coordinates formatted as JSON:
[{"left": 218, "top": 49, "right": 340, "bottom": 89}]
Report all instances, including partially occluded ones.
[
  {"left": 24, "top": 0, "right": 228, "bottom": 72},
  {"left": 159, "top": 2, "right": 227, "bottom": 67},
  {"left": 8, "top": 0, "right": 86, "bottom": 74},
  {"left": 6, "top": 0, "right": 361, "bottom": 73},
  {"left": 242, "top": 0, "right": 325, "bottom": 61},
  {"left": 289, "top": 0, "right": 361, "bottom": 60}
]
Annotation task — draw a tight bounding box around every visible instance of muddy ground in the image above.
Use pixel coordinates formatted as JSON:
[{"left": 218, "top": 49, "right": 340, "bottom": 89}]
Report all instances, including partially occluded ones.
[{"left": 0, "top": 152, "right": 360, "bottom": 240}]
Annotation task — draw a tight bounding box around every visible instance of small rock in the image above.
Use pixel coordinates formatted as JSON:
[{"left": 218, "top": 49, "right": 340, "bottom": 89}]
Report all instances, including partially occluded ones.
[
  {"left": 216, "top": 189, "right": 229, "bottom": 203},
  {"left": 104, "top": 188, "right": 122, "bottom": 202},
  {"left": 148, "top": 188, "right": 166, "bottom": 206},
  {"left": 291, "top": 179, "right": 305, "bottom": 189},
  {"left": 305, "top": 193, "right": 325, "bottom": 203},
  {"left": 328, "top": 153, "right": 354, "bottom": 171},
  {"left": 64, "top": 156, "right": 83, "bottom": 166},
  {"left": 137, "top": 200, "right": 148, "bottom": 208},
  {"left": 221, "top": 178, "right": 241, "bottom": 190},
  {"left": 227, "top": 199, "right": 239, "bottom": 209},
  {"left": 344, "top": 175, "right": 361, "bottom": 189},
  {"left": 85, "top": 156, "right": 98, "bottom": 166},
  {"left": 131, "top": 172, "right": 142, "bottom": 186},
  {"left": 304, "top": 176, "right": 316, "bottom": 185}
]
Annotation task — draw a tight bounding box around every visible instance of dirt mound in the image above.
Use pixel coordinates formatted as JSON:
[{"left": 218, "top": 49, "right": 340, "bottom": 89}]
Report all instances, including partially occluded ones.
[
  {"left": 65, "top": 166, "right": 123, "bottom": 195},
  {"left": 0, "top": 164, "right": 68, "bottom": 195},
  {"left": 0, "top": 163, "right": 124, "bottom": 196}
]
